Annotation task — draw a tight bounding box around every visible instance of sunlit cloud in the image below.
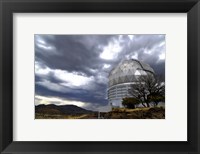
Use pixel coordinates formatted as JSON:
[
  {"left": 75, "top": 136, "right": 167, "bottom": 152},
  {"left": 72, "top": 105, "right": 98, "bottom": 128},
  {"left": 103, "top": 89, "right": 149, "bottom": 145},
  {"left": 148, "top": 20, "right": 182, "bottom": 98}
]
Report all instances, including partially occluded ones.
[
  {"left": 131, "top": 53, "right": 138, "bottom": 59},
  {"left": 159, "top": 53, "right": 165, "bottom": 60},
  {"left": 53, "top": 69, "right": 94, "bottom": 87},
  {"left": 128, "top": 35, "right": 134, "bottom": 41},
  {"left": 144, "top": 48, "right": 153, "bottom": 54},
  {"left": 37, "top": 44, "right": 54, "bottom": 50},
  {"left": 35, "top": 62, "right": 95, "bottom": 92},
  {"left": 35, "top": 35, "right": 59, "bottom": 55},
  {"left": 35, "top": 95, "right": 86, "bottom": 107},
  {"left": 35, "top": 62, "right": 51, "bottom": 76},
  {"left": 88, "top": 68, "right": 98, "bottom": 74},
  {"left": 103, "top": 64, "right": 111, "bottom": 69},
  {"left": 35, "top": 62, "right": 94, "bottom": 88},
  {"left": 158, "top": 41, "right": 165, "bottom": 47},
  {"left": 35, "top": 35, "right": 46, "bottom": 45},
  {"left": 100, "top": 39, "right": 122, "bottom": 60}
]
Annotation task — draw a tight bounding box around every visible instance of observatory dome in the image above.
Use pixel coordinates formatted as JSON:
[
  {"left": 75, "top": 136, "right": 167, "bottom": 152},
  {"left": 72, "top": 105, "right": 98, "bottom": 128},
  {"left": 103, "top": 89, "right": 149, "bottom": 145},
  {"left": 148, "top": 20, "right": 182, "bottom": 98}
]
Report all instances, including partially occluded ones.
[{"left": 108, "top": 59, "right": 154, "bottom": 107}]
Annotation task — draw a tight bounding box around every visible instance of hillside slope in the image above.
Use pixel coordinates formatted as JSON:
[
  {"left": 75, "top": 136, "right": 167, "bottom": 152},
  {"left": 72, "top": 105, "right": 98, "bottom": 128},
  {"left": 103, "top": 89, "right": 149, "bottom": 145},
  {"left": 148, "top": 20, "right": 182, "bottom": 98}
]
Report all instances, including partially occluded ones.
[{"left": 35, "top": 104, "right": 95, "bottom": 115}]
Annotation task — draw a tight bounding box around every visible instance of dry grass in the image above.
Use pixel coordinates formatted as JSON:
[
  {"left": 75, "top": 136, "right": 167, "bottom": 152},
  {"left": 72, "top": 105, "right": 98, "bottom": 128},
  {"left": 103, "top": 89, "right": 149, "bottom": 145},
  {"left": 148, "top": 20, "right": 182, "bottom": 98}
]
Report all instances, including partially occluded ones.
[
  {"left": 103, "top": 107, "right": 165, "bottom": 119},
  {"left": 35, "top": 113, "right": 98, "bottom": 119},
  {"left": 35, "top": 107, "right": 165, "bottom": 119}
]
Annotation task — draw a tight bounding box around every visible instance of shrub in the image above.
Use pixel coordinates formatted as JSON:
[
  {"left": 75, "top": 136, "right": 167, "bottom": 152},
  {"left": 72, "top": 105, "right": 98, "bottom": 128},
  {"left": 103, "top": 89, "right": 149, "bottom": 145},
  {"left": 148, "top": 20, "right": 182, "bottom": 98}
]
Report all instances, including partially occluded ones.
[{"left": 122, "top": 97, "right": 140, "bottom": 109}]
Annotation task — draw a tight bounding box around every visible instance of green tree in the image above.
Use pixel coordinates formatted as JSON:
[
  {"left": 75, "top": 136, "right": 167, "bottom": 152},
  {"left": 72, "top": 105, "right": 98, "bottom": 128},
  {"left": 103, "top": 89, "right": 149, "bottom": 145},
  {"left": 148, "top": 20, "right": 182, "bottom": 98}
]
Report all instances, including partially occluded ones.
[
  {"left": 122, "top": 97, "right": 140, "bottom": 109},
  {"left": 129, "top": 74, "right": 165, "bottom": 107},
  {"left": 148, "top": 93, "right": 165, "bottom": 106}
]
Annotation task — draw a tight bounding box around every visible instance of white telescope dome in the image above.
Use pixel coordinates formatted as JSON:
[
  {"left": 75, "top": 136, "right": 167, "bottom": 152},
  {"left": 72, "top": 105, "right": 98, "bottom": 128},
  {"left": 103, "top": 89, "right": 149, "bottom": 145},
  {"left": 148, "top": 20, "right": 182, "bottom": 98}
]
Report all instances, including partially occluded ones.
[{"left": 108, "top": 59, "right": 154, "bottom": 107}]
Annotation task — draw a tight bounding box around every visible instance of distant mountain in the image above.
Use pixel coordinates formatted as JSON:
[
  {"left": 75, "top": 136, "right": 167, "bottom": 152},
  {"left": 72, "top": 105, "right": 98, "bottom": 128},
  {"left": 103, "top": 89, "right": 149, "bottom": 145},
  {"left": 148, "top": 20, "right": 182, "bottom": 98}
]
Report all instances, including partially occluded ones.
[{"left": 35, "top": 104, "right": 95, "bottom": 115}]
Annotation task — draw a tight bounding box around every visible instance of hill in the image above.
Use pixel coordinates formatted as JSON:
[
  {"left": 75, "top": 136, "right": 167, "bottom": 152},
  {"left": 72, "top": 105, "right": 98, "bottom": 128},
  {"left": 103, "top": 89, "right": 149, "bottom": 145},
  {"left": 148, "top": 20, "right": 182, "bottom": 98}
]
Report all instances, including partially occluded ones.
[{"left": 35, "top": 104, "right": 95, "bottom": 117}]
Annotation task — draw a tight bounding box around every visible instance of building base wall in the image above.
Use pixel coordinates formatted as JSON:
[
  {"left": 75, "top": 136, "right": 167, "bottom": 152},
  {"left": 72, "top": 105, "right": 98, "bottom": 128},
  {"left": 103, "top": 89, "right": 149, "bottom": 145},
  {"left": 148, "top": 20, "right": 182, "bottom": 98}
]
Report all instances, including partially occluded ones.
[{"left": 109, "top": 99, "right": 123, "bottom": 108}]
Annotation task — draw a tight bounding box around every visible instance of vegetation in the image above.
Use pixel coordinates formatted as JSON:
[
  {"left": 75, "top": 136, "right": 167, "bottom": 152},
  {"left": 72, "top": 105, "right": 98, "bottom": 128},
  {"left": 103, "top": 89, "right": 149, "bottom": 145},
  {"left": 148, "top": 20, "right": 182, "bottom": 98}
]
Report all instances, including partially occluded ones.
[
  {"left": 148, "top": 94, "right": 165, "bottom": 107},
  {"left": 122, "top": 97, "right": 140, "bottom": 109},
  {"left": 128, "top": 74, "right": 165, "bottom": 107},
  {"left": 35, "top": 113, "right": 98, "bottom": 119},
  {"left": 35, "top": 107, "right": 165, "bottom": 119},
  {"left": 103, "top": 107, "right": 164, "bottom": 119}
]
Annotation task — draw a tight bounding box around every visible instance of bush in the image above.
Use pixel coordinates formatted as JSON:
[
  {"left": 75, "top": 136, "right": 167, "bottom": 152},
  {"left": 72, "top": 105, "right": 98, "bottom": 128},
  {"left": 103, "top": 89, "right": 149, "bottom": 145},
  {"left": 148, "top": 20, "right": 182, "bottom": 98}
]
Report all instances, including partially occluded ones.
[
  {"left": 122, "top": 97, "right": 140, "bottom": 109},
  {"left": 148, "top": 94, "right": 165, "bottom": 106}
]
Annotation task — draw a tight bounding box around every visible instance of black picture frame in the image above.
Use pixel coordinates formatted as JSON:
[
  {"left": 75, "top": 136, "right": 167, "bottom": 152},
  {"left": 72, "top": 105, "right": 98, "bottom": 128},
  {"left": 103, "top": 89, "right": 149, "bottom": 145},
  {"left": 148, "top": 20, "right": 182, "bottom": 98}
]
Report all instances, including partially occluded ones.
[{"left": 0, "top": 0, "right": 200, "bottom": 153}]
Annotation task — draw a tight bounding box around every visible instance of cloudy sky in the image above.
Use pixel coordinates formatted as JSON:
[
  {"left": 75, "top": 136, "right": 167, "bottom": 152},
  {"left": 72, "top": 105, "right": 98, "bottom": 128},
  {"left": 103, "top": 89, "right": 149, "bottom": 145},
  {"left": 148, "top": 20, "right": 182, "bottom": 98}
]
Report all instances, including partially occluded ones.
[{"left": 35, "top": 34, "right": 165, "bottom": 111}]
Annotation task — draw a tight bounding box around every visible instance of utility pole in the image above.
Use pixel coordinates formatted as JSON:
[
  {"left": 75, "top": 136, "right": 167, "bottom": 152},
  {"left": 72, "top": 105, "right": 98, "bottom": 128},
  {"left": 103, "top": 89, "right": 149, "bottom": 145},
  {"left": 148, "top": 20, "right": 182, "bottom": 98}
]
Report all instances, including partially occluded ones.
[{"left": 98, "top": 111, "right": 100, "bottom": 119}]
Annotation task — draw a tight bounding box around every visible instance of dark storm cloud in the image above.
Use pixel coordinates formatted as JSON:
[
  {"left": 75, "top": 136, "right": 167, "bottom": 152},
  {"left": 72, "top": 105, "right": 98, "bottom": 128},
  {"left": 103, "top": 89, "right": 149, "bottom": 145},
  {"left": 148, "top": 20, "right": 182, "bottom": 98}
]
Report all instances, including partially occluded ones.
[
  {"left": 35, "top": 34, "right": 165, "bottom": 110},
  {"left": 35, "top": 35, "right": 114, "bottom": 76},
  {"left": 35, "top": 84, "right": 107, "bottom": 105}
]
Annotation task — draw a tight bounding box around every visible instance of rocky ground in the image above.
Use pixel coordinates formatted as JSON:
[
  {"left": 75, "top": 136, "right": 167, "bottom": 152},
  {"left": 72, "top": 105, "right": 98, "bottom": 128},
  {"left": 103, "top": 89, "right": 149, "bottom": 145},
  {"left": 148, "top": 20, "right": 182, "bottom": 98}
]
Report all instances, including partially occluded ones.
[{"left": 35, "top": 107, "right": 165, "bottom": 119}]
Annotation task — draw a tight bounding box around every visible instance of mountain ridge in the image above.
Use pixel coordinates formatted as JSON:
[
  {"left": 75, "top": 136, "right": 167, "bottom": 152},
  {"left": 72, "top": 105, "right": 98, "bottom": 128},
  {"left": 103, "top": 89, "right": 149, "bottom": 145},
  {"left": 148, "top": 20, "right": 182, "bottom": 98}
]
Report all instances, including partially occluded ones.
[{"left": 35, "top": 104, "right": 95, "bottom": 115}]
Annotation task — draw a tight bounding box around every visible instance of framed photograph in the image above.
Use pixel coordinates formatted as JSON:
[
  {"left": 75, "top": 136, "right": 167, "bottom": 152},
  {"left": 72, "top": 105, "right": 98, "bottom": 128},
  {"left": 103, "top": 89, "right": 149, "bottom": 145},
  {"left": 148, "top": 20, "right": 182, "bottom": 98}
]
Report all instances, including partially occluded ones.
[
  {"left": 34, "top": 34, "right": 166, "bottom": 120},
  {"left": 0, "top": 0, "right": 200, "bottom": 153}
]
